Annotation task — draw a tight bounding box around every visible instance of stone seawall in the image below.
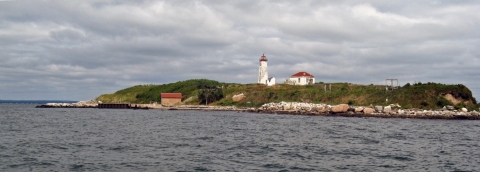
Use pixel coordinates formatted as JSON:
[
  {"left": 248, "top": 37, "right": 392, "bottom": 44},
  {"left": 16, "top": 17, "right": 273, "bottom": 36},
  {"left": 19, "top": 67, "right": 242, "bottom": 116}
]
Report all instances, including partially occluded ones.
[{"left": 254, "top": 102, "right": 480, "bottom": 120}]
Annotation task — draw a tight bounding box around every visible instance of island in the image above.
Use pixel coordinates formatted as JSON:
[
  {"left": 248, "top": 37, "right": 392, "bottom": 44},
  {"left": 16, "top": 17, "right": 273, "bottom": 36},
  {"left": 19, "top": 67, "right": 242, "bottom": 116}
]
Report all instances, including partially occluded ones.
[{"left": 36, "top": 79, "right": 480, "bottom": 120}]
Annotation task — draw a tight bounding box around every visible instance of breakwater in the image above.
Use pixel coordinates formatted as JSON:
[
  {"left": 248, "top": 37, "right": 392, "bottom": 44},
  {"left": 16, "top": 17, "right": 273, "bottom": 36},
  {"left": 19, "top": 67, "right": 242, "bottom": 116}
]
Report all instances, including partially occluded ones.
[
  {"left": 36, "top": 102, "right": 98, "bottom": 108},
  {"left": 255, "top": 102, "right": 480, "bottom": 120}
]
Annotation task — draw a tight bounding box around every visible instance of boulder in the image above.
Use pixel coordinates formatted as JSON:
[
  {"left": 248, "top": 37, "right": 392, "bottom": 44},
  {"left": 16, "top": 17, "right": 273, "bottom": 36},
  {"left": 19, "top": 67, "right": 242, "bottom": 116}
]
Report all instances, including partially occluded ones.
[
  {"left": 389, "top": 103, "right": 401, "bottom": 110},
  {"left": 354, "top": 107, "right": 364, "bottom": 112},
  {"left": 331, "top": 104, "right": 349, "bottom": 113},
  {"left": 446, "top": 105, "right": 455, "bottom": 110},
  {"left": 232, "top": 93, "right": 246, "bottom": 102},
  {"left": 461, "top": 108, "right": 468, "bottom": 112},
  {"left": 363, "top": 108, "right": 375, "bottom": 114},
  {"left": 383, "top": 106, "right": 392, "bottom": 113},
  {"left": 317, "top": 106, "right": 328, "bottom": 113},
  {"left": 375, "top": 106, "right": 383, "bottom": 112}
]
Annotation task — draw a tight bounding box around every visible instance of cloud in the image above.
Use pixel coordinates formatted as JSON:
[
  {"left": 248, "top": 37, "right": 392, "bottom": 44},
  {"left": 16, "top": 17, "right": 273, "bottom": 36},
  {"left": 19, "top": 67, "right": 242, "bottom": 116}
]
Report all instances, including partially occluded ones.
[{"left": 0, "top": 0, "right": 479, "bottom": 100}]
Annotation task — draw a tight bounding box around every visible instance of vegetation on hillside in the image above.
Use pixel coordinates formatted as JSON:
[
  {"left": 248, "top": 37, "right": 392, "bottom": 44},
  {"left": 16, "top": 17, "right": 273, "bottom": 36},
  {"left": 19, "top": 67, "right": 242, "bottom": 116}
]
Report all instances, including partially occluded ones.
[
  {"left": 96, "top": 79, "right": 479, "bottom": 110},
  {"left": 197, "top": 81, "right": 224, "bottom": 105},
  {"left": 96, "top": 79, "right": 227, "bottom": 104},
  {"left": 217, "top": 82, "right": 477, "bottom": 110}
]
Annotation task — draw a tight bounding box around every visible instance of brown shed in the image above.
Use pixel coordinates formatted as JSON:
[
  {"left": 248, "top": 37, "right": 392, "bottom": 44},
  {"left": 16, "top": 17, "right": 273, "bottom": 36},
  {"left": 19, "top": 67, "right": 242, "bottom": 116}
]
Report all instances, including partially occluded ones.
[{"left": 161, "top": 93, "right": 182, "bottom": 106}]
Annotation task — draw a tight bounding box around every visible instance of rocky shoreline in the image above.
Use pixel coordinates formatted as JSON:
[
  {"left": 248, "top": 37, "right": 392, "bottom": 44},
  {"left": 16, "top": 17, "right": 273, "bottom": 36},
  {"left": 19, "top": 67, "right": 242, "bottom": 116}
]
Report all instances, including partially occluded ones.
[
  {"left": 254, "top": 102, "right": 480, "bottom": 120},
  {"left": 35, "top": 101, "right": 98, "bottom": 108},
  {"left": 35, "top": 101, "right": 480, "bottom": 120}
]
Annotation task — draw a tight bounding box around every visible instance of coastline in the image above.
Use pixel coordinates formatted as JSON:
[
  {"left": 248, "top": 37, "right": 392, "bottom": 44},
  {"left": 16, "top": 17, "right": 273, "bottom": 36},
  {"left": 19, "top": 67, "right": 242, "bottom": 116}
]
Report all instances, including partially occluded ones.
[{"left": 35, "top": 101, "right": 480, "bottom": 120}]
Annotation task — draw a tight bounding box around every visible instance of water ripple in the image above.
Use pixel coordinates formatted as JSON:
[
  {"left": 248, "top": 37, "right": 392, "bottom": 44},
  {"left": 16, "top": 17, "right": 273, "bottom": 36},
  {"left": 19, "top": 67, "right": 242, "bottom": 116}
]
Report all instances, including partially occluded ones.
[{"left": 0, "top": 104, "right": 479, "bottom": 171}]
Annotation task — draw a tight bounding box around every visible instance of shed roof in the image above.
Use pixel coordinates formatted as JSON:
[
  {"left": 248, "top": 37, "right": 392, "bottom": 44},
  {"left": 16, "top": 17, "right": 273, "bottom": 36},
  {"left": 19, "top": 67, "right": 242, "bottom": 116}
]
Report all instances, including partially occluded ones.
[
  {"left": 291, "top": 71, "right": 314, "bottom": 78},
  {"left": 161, "top": 93, "right": 182, "bottom": 99}
]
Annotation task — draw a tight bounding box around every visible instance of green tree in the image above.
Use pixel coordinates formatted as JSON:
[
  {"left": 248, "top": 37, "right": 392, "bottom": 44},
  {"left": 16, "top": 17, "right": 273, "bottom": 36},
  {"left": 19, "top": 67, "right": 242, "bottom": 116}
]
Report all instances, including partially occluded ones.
[{"left": 197, "top": 81, "right": 224, "bottom": 105}]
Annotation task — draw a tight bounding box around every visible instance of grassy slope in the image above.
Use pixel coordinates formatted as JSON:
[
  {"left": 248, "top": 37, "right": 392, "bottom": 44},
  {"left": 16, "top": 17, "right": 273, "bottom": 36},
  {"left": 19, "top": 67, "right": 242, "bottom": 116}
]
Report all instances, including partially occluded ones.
[
  {"left": 216, "top": 82, "right": 478, "bottom": 110},
  {"left": 96, "top": 79, "right": 224, "bottom": 104},
  {"left": 96, "top": 79, "right": 478, "bottom": 110},
  {"left": 96, "top": 85, "right": 158, "bottom": 103}
]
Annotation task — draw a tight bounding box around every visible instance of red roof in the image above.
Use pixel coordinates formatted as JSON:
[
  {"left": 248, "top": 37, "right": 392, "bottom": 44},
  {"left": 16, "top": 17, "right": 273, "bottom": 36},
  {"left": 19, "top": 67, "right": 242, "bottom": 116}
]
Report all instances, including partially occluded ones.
[
  {"left": 291, "top": 71, "right": 314, "bottom": 77},
  {"left": 161, "top": 93, "right": 182, "bottom": 99},
  {"left": 259, "top": 53, "right": 268, "bottom": 61}
]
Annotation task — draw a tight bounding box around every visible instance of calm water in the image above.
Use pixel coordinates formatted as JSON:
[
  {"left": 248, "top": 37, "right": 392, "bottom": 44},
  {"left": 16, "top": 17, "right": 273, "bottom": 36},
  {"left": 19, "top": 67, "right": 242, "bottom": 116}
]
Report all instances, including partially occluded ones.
[{"left": 0, "top": 104, "right": 479, "bottom": 171}]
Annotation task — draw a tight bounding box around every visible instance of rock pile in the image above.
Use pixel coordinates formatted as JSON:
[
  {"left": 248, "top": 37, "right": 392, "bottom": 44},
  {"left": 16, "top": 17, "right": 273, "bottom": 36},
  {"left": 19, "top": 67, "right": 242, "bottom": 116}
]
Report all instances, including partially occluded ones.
[
  {"left": 257, "top": 101, "right": 480, "bottom": 120},
  {"left": 36, "top": 100, "right": 98, "bottom": 108}
]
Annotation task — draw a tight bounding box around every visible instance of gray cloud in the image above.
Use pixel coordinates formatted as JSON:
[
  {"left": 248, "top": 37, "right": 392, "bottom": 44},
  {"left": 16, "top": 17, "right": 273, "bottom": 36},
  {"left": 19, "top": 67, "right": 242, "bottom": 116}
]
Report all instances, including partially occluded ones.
[{"left": 0, "top": 0, "right": 479, "bottom": 100}]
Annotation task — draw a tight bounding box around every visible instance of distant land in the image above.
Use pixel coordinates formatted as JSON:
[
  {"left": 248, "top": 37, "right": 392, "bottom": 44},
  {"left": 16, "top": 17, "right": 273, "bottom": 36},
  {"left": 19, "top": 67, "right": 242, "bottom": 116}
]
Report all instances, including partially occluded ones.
[{"left": 0, "top": 100, "right": 78, "bottom": 104}]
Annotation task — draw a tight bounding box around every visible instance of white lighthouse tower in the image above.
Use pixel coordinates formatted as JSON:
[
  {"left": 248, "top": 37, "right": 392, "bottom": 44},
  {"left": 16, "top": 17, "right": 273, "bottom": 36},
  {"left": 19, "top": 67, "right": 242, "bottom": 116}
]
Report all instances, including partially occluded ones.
[{"left": 258, "top": 53, "right": 275, "bottom": 86}]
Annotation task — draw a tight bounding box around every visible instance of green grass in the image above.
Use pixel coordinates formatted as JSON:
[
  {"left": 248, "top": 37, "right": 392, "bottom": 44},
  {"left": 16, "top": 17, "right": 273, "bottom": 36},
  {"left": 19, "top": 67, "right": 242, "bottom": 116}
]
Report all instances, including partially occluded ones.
[
  {"left": 97, "top": 79, "right": 230, "bottom": 104},
  {"left": 96, "top": 79, "right": 479, "bottom": 110}
]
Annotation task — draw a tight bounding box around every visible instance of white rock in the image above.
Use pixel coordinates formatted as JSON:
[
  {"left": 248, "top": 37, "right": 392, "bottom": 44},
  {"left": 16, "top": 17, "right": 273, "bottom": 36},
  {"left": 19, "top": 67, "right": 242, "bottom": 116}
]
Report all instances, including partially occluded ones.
[{"left": 383, "top": 106, "right": 392, "bottom": 113}]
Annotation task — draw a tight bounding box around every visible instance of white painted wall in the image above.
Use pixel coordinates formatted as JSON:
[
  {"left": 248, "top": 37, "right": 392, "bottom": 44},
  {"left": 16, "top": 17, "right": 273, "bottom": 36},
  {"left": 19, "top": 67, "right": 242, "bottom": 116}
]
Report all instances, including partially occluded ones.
[
  {"left": 258, "top": 61, "right": 268, "bottom": 84},
  {"left": 285, "top": 77, "right": 315, "bottom": 85},
  {"left": 267, "top": 77, "right": 275, "bottom": 86}
]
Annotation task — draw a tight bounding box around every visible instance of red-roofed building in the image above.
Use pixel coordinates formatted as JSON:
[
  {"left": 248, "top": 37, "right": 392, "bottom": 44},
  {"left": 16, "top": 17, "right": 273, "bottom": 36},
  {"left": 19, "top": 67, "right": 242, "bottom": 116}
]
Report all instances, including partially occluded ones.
[
  {"left": 284, "top": 71, "right": 315, "bottom": 85},
  {"left": 161, "top": 93, "right": 182, "bottom": 106}
]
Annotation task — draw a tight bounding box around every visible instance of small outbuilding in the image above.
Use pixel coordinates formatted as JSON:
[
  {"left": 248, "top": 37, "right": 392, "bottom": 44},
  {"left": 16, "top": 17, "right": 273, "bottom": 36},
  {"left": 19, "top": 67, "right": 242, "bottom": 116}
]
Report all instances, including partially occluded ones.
[
  {"left": 161, "top": 93, "right": 182, "bottom": 106},
  {"left": 284, "top": 71, "right": 315, "bottom": 85}
]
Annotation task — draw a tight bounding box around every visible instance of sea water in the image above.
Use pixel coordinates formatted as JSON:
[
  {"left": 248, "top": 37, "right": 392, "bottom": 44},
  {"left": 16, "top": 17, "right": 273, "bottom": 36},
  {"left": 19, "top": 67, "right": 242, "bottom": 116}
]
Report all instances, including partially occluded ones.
[{"left": 0, "top": 104, "right": 479, "bottom": 171}]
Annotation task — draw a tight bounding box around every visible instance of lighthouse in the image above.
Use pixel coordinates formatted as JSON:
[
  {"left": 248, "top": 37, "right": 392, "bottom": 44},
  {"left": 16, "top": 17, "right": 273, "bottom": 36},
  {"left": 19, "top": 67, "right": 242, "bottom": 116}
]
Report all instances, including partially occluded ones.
[{"left": 258, "top": 54, "right": 275, "bottom": 86}]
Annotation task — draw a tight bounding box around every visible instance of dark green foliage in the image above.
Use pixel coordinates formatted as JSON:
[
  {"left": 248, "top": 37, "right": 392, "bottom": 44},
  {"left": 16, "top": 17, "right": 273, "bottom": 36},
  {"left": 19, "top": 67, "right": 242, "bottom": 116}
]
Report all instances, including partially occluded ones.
[
  {"left": 125, "top": 79, "right": 228, "bottom": 103},
  {"left": 198, "top": 88, "right": 224, "bottom": 105},
  {"left": 196, "top": 79, "right": 224, "bottom": 104},
  {"left": 348, "top": 100, "right": 355, "bottom": 105},
  {"left": 420, "top": 101, "right": 429, "bottom": 107},
  {"left": 436, "top": 97, "right": 452, "bottom": 107},
  {"left": 454, "top": 103, "right": 465, "bottom": 110}
]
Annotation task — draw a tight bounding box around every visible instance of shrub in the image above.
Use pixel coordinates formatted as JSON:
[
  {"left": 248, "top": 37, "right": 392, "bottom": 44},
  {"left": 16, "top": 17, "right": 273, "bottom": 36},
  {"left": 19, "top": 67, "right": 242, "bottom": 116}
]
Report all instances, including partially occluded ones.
[
  {"left": 454, "top": 103, "right": 465, "bottom": 110},
  {"left": 347, "top": 100, "right": 355, "bottom": 105},
  {"left": 436, "top": 97, "right": 452, "bottom": 107},
  {"left": 420, "top": 101, "right": 429, "bottom": 107}
]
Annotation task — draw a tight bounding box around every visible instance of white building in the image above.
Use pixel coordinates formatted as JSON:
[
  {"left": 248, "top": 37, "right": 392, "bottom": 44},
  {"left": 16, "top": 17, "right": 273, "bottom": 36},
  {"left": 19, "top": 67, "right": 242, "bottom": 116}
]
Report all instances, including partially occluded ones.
[
  {"left": 266, "top": 77, "right": 275, "bottom": 86},
  {"left": 284, "top": 71, "right": 315, "bottom": 85},
  {"left": 258, "top": 54, "right": 275, "bottom": 86}
]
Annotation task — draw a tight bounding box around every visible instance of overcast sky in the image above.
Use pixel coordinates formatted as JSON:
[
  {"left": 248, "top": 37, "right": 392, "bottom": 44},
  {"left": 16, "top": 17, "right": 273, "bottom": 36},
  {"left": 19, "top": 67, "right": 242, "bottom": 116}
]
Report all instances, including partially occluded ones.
[{"left": 1, "top": 0, "right": 479, "bottom": 101}]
